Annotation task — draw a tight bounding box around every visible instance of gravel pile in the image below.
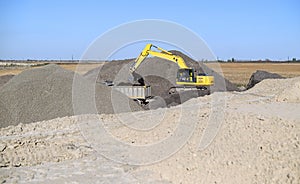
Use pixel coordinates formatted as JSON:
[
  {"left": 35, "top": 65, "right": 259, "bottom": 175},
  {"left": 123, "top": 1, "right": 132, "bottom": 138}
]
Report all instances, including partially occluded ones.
[
  {"left": 84, "top": 50, "right": 238, "bottom": 108},
  {"left": 84, "top": 59, "right": 132, "bottom": 82},
  {"left": 246, "top": 70, "right": 285, "bottom": 89},
  {"left": 0, "top": 64, "right": 142, "bottom": 128}
]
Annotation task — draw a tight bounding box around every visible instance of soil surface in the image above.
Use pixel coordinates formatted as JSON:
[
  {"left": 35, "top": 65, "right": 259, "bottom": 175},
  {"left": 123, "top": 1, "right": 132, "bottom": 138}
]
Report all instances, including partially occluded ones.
[{"left": 0, "top": 77, "right": 299, "bottom": 183}]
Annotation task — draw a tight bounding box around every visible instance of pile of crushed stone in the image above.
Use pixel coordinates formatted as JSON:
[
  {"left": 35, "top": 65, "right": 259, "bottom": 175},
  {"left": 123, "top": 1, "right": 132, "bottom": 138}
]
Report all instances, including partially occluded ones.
[
  {"left": 246, "top": 70, "right": 285, "bottom": 89},
  {"left": 84, "top": 59, "right": 132, "bottom": 83},
  {"left": 84, "top": 50, "right": 239, "bottom": 107},
  {"left": 0, "top": 64, "right": 142, "bottom": 128}
]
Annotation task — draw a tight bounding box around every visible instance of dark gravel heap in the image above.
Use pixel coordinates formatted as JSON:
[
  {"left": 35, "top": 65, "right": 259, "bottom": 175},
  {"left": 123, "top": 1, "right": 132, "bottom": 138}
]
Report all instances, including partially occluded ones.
[
  {"left": 246, "top": 70, "right": 285, "bottom": 89},
  {"left": 0, "top": 64, "right": 142, "bottom": 128},
  {"left": 84, "top": 59, "right": 132, "bottom": 82},
  {"left": 84, "top": 50, "right": 238, "bottom": 109}
]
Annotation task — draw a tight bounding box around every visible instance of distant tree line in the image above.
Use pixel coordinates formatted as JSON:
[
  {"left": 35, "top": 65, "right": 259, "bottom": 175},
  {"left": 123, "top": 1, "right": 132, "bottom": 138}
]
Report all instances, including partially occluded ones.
[{"left": 216, "top": 57, "right": 299, "bottom": 63}]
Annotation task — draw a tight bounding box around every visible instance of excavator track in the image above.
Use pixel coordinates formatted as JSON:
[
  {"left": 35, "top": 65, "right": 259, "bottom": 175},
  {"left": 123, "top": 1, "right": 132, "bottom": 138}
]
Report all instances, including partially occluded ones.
[{"left": 168, "top": 86, "right": 209, "bottom": 94}]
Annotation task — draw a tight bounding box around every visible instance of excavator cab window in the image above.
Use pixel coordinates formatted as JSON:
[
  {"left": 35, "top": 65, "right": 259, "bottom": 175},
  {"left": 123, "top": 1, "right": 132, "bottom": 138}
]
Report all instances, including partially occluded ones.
[
  {"left": 189, "top": 69, "right": 196, "bottom": 82},
  {"left": 198, "top": 73, "right": 207, "bottom": 76},
  {"left": 177, "top": 69, "right": 194, "bottom": 82}
]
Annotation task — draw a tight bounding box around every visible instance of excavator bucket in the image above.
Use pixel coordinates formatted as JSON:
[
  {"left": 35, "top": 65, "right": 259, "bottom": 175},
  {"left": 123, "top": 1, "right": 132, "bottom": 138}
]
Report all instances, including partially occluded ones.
[{"left": 129, "top": 72, "right": 145, "bottom": 86}]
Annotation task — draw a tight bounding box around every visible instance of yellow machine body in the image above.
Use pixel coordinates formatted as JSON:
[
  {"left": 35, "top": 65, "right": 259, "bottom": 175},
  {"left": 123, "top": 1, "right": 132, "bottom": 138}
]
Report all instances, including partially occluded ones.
[{"left": 130, "top": 43, "right": 214, "bottom": 89}]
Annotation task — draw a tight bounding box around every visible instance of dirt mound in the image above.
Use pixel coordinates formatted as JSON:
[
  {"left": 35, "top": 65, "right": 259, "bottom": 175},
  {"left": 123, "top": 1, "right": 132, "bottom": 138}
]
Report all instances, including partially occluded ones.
[
  {"left": 1, "top": 76, "right": 299, "bottom": 183},
  {"left": 84, "top": 50, "right": 238, "bottom": 107},
  {"left": 245, "top": 76, "right": 300, "bottom": 103},
  {"left": 0, "top": 64, "right": 142, "bottom": 128},
  {"left": 276, "top": 79, "right": 300, "bottom": 102},
  {"left": 246, "top": 70, "right": 284, "bottom": 89},
  {"left": 0, "top": 75, "right": 14, "bottom": 89}
]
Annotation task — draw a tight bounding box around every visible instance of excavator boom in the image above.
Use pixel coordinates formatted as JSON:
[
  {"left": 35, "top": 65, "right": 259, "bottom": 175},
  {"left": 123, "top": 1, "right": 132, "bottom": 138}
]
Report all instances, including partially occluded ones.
[
  {"left": 130, "top": 44, "right": 188, "bottom": 73},
  {"left": 129, "top": 43, "right": 214, "bottom": 91}
]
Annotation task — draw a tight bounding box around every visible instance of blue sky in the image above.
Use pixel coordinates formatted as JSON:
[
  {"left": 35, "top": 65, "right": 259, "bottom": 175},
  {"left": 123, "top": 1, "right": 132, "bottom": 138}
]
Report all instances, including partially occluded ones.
[{"left": 0, "top": 0, "right": 299, "bottom": 60}]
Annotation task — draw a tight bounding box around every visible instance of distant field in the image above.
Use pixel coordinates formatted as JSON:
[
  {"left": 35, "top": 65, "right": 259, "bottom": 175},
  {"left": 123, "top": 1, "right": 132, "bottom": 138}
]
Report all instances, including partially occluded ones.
[
  {"left": 57, "top": 63, "right": 104, "bottom": 75},
  {"left": 1, "top": 62, "right": 300, "bottom": 86},
  {"left": 206, "top": 63, "right": 300, "bottom": 86}
]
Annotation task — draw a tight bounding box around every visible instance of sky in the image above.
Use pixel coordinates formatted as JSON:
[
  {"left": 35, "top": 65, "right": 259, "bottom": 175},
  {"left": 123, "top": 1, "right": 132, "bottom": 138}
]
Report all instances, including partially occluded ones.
[{"left": 0, "top": 0, "right": 299, "bottom": 60}]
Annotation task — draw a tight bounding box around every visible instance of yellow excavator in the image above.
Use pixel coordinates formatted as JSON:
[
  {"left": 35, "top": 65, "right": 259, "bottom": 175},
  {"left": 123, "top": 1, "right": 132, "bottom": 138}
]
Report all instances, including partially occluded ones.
[{"left": 129, "top": 43, "right": 214, "bottom": 93}]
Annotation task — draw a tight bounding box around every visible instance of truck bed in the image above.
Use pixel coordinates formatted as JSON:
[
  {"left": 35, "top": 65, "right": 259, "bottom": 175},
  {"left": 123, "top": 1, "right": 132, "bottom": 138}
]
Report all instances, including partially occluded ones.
[{"left": 113, "top": 85, "right": 151, "bottom": 100}]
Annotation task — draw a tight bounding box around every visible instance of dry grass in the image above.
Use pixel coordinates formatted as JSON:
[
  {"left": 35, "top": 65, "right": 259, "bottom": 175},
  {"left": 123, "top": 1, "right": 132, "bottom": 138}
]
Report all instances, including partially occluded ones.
[
  {"left": 0, "top": 68, "right": 25, "bottom": 76},
  {"left": 206, "top": 62, "right": 300, "bottom": 86},
  {"left": 1, "top": 62, "right": 300, "bottom": 86},
  {"left": 57, "top": 63, "right": 104, "bottom": 75}
]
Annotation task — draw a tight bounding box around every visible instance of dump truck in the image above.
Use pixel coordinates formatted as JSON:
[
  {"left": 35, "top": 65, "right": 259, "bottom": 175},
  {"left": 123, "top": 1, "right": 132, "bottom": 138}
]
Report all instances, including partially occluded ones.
[{"left": 113, "top": 85, "right": 152, "bottom": 105}]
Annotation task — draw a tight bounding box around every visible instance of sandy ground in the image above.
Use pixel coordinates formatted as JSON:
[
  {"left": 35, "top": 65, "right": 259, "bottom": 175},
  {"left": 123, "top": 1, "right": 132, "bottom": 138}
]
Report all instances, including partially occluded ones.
[{"left": 0, "top": 77, "right": 299, "bottom": 183}]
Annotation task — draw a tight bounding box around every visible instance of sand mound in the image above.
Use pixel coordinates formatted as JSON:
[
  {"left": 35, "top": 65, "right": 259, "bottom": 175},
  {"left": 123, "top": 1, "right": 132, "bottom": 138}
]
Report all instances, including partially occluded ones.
[
  {"left": 276, "top": 78, "right": 300, "bottom": 103},
  {"left": 0, "top": 64, "right": 142, "bottom": 128},
  {"left": 1, "top": 78, "right": 299, "bottom": 183},
  {"left": 276, "top": 78, "right": 300, "bottom": 102},
  {"left": 0, "top": 116, "right": 93, "bottom": 167},
  {"left": 246, "top": 70, "right": 284, "bottom": 89},
  {"left": 245, "top": 76, "right": 300, "bottom": 103}
]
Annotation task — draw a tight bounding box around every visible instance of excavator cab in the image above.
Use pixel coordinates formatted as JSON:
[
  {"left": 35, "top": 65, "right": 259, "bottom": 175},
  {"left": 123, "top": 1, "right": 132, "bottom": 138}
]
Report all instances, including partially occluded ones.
[
  {"left": 177, "top": 68, "right": 195, "bottom": 83},
  {"left": 129, "top": 43, "right": 214, "bottom": 91},
  {"left": 176, "top": 68, "right": 214, "bottom": 87}
]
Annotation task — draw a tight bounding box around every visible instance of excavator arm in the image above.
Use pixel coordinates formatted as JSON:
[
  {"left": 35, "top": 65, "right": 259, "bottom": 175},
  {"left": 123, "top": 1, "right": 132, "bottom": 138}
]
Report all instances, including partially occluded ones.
[
  {"left": 129, "top": 43, "right": 214, "bottom": 89},
  {"left": 130, "top": 43, "right": 189, "bottom": 73}
]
